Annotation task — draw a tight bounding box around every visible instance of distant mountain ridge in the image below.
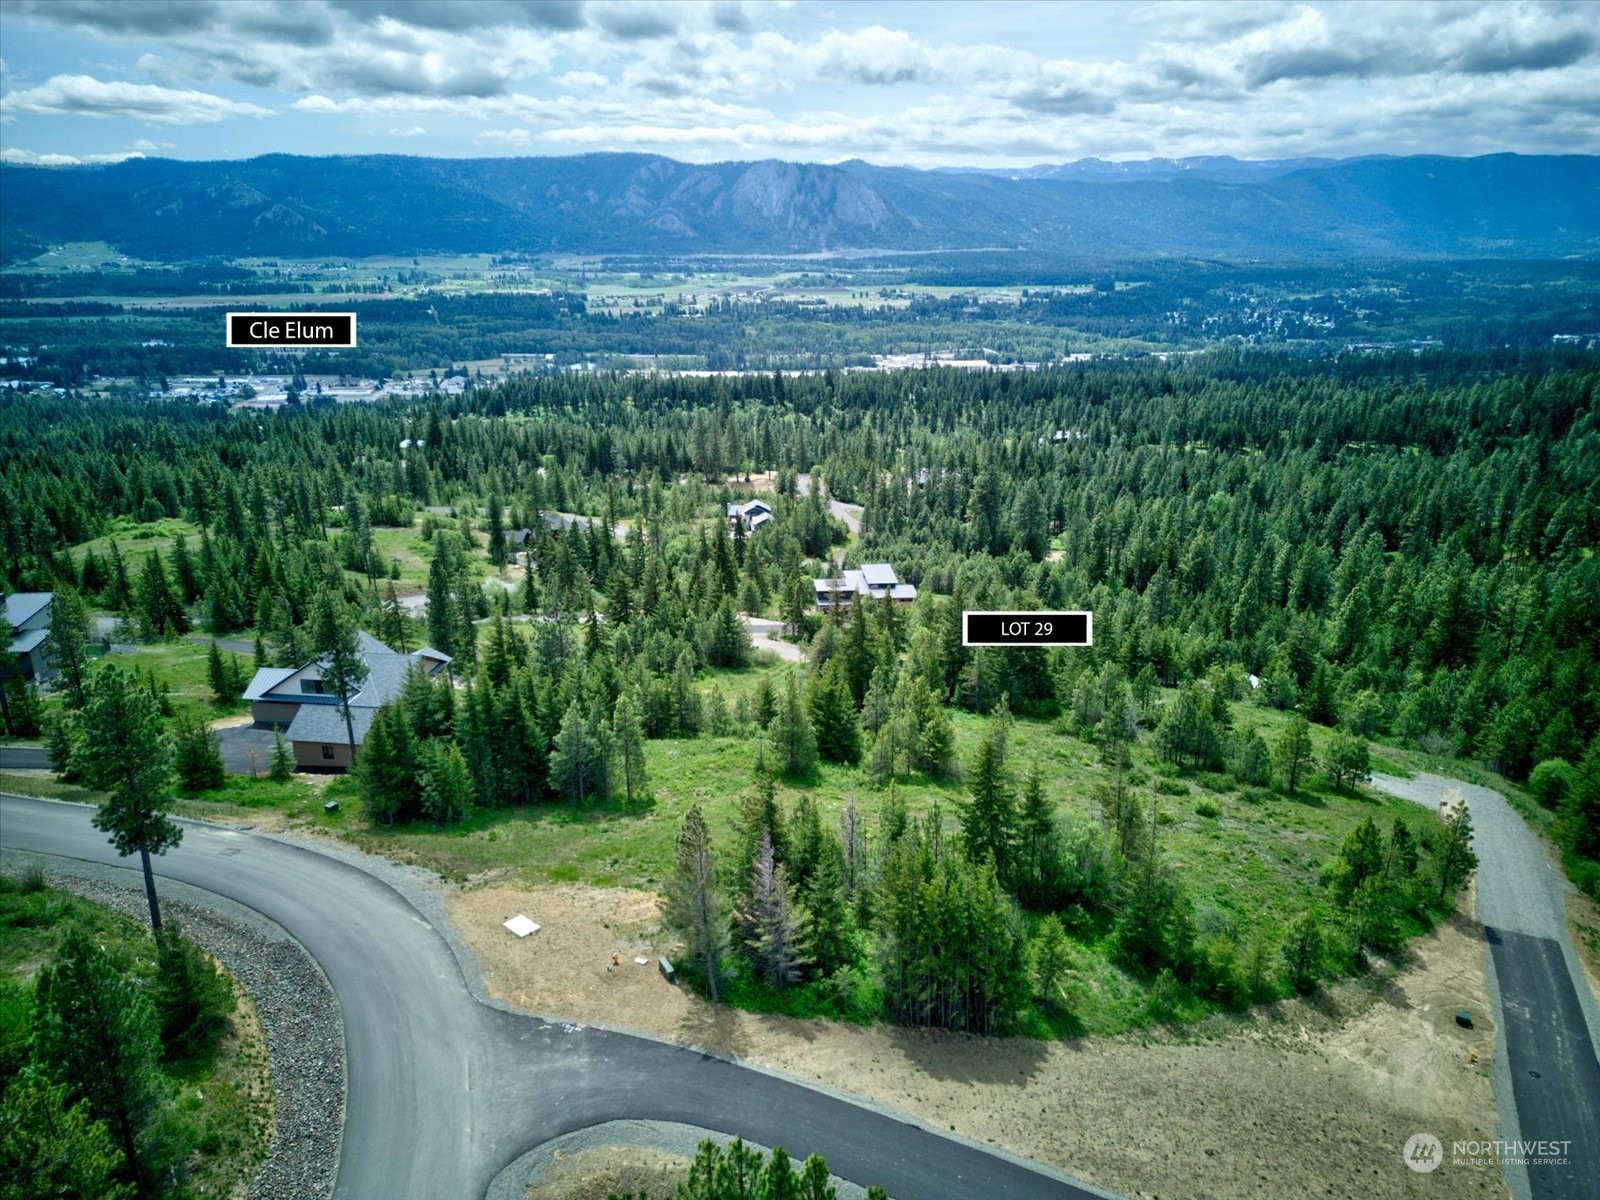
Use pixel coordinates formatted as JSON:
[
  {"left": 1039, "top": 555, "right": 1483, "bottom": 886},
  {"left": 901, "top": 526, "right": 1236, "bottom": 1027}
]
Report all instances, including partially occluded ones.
[{"left": 2, "top": 152, "right": 1596, "bottom": 262}]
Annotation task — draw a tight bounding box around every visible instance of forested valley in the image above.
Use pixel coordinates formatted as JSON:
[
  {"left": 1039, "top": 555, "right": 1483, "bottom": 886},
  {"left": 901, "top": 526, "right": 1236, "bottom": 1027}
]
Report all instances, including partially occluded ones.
[{"left": 3, "top": 350, "right": 1597, "bottom": 1038}]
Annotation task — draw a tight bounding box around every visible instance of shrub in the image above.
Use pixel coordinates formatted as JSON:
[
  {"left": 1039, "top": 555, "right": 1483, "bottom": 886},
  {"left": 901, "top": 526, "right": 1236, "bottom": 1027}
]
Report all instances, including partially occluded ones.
[
  {"left": 1194, "top": 798, "right": 1221, "bottom": 819},
  {"left": 1529, "top": 758, "right": 1575, "bottom": 809}
]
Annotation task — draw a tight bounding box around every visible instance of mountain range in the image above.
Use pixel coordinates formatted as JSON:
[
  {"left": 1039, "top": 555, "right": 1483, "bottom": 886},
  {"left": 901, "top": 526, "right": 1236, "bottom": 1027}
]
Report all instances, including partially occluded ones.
[{"left": 2, "top": 152, "right": 1596, "bottom": 262}]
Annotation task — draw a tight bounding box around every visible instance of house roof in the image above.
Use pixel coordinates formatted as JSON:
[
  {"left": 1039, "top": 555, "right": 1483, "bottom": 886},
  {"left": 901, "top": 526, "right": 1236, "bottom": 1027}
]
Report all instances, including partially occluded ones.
[
  {"left": 356, "top": 631, "right": 395, "bottom": 656},
  {"left": 286, "top": 704, "right": 378, "bottom": 746},
  {"left": 746, "top": 511, "right": 772, "bottom": 530},
  {"left": 727, "top": 499, "right": 773, "bottom": 517},
  {"left": 860, "top": 563, "right": 898, "bottom": 588},
  {"left": 889, "top": 584, "right": 918, "bottom": 601},
  {"left": 243, "top": 667, "right": 296, "bottom": 702},
  {"left": 9, "top": 628, "right": 48, "bottom": 655},
  {"left": 245, "top": 633, "right": 444, "bottom": 708},
  {"left": 4, "top": 592, "right": 51, "bottom": 630}
]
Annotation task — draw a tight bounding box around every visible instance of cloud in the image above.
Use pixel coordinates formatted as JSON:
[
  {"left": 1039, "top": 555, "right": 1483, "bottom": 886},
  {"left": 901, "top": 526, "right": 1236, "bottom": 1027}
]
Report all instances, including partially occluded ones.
[
  {"left": 7, "top": 1, "right": 225, "bottom": 38},
  {"left": 0, "top": 74, "right": 272, "bottom": 122},
  {"left": 0, "top": 146, "right": 147, "bottom": 164},
  {"left": 387, "top": 125, "right": 426, "bottom": 136},
  {"left": 476, "top": 127, "right": 535, "bottom": 145},
  {"left": 591, "top": 3, "right": 683, "bottom": 41},
  {"left": 327, "top": 0, "right": 586, "bottom": 33}
]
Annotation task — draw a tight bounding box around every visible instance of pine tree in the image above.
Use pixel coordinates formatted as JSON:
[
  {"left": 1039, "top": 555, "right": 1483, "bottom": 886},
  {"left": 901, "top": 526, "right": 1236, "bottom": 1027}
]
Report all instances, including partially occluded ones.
[
  {"left": 172, "top": 716, "right": 225, "bottom": 792},
  {"left": 0, "top": 1072, "right": 134, "bottom": 1200},
  {"left": 134, "top": 550, "right": 187, "bottom": 639},
  {"left": 1437, "top": 792, "right": 1479, "bottom": 901},
  {"left": 268, "top": 726, "right": 295, "bottom": 781},
  {"left": 808, "top": 659, "right": 861, "bottom": 764},
  {"left": 152, "top": 922, "right": 235, "bottom": 1061},
  {"left": 613, "top": 693, "right": 648, "bottom": 807},
  {"left": 664, "top": 803, "right": 730, "bottom": 1003},
  {"left": 1032, "top": 913, "right": 1072, "bottom": 1011},
  {"left": 30, "top": 928, "right": 162, "bottom": 1197},
  {"left": 76, "top": 666, "right": 181, "bottom": 930},
  {"left": 961, "top": 720, "right": 1017, "bottom": 883},
  {"left": 768, "top": 670, "right": 818, "bottom": 777},
  {"left": 44, "top": 587, "right": 93, "bottom": 708},
  {"left": 1273, "top": 713, "right": 1313, "bottom": 792},
  {"left": 741, "top": 831, "right": 811, "bottom": 988},
  {"left": 420, "top": 741, "right": 474, "bottom": 824},
  {"left": 549, "top": 700, "right": 602, "bottom": 805},
  {"left": 312, "top": 592, "right": 369, "bottom": 767}
]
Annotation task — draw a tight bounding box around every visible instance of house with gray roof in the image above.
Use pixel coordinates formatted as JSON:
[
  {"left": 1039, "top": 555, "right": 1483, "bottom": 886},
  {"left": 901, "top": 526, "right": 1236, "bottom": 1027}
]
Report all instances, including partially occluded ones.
[
  {"left": 4, "top": 592, "right": 53, "bottom": 682},
  {"left": 727, "top": 498, "right": 774, "bottom": 532},
  {"left": 812, "top": 564, "right": 916, "bottom": 611},
  {"left": 243, "top": 631, "right": 451, "bottom": 770}
]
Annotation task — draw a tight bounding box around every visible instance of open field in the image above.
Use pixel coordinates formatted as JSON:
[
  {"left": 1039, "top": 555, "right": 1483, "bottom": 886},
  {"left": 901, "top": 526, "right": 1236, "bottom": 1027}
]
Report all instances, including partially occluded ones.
[{"left": 452, "top": 880, "right": 1501, "bottom": 1200}]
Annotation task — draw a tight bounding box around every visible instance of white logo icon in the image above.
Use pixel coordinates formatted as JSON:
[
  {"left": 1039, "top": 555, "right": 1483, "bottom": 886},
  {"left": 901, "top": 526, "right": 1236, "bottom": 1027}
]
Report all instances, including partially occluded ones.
[{"left": 1404, "top": 1133, "right": 1443, "bottom": 1173}]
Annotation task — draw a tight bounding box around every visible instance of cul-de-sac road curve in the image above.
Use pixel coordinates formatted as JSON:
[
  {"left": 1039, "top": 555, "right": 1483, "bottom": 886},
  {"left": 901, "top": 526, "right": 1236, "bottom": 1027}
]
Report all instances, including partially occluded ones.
[{"left": 0, "top": 794, "right": 1109, "bottom": 1200}]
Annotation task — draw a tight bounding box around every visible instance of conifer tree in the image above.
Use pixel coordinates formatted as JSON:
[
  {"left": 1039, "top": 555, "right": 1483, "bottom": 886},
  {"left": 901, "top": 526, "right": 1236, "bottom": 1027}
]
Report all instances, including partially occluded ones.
[
  {"left": 30, "top": 928, "right": 162, "bottom": 1196},
  {"left": 808, "top": 658, "right": 861, "bottom": 764},
  {"left": 172, "top": 716, "right": 225, "bottom": 793},
  {"left": 1273, "top": 713, "right": 1314, "bottom": 792},
  {"left": 45, "top": 587, "right": 92, "bottom": 708},
  {"left": 961, "top": 721, "right": 1017, "bottom": 882},
  {"left": 312, "top": 592, "right": 369, "bottom": 767},
  {"left": 268, "top": 726, "right": 295, "bottom": 781},
  {"left": 76, "top": 666, "right": 181, "bottom": 930},
  {"left": 768, "top": 669, "right": 818, "bottom": 777},
  {"left": 665, "top": 803, "right": 730, "bottom": 1002},
  {"left": 152, "top": 922, "right": 235, "bottom": 1062},
  {"left": 420, "top": 741, "right": 474, "bottom": 824},
  {"left": 613, "top": 692, "right": 648, "bottom": 807}
]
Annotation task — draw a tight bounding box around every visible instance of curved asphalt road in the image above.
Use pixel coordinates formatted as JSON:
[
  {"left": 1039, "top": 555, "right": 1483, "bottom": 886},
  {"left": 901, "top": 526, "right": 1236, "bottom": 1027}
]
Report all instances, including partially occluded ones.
[
  {"left": 1, "top": 794, "right": 1107, "bottom": 1200},
  {"left": 1370, "top": 774, "right": 1600, "bottom": 1200}
]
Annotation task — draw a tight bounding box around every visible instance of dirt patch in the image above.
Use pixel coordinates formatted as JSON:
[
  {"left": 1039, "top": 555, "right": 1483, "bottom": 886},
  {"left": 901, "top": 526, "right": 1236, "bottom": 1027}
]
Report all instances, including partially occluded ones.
[
  {"left": 523, "top": 1146, "right": 689, "bottom": 1200},
  {"left": 449, "top": 884, "right": 1503, "bottom": 1200},
  {"left": 1566, "top": 888, "right": 1600, "bottom": 1008}
]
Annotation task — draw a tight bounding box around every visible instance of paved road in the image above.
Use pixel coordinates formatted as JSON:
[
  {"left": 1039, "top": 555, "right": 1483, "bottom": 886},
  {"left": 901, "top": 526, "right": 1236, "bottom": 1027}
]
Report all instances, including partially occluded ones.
[
  {"left": 2, "top": 730, "right": 277, "bottom": 778},
  {"left": 743, "top": 616, "right": 807, "bottom": 663},
  {"left": 0, "top": 745, "right": 51, "bottom": 771},
  {"left": 1370, "top": 773, "right": 1600, "bottom": 1200},
  {"left": 796, "top": 473, "right": 863, "bottom": 535},
  {"left": 0, "top": 794, "right": 1109, "bottom": 1200},
  {"left": 216, "top": 725, "right": 279, "bottom": 774}
]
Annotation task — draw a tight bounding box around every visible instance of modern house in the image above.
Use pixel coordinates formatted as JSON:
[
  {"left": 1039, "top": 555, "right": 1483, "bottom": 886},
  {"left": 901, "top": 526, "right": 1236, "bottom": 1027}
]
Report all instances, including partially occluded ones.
[
  {"left": 812, "top": 563, "right": 916, "bottom": 610},
  {"left": 4, "top": 592, "right": 53, "bottom": 682},
  {"left": 727, "top": 498, "right": 774, "bottom": 532},
  {"left": 243, "top": 631, "right": 451, "bottom": 770}
]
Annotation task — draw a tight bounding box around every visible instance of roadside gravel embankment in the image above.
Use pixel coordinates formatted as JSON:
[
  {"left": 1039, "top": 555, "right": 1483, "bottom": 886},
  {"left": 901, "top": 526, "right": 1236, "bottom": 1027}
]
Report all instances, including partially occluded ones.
[{"left": 3, "top": 851, "right": 345, "bottom": 1200}]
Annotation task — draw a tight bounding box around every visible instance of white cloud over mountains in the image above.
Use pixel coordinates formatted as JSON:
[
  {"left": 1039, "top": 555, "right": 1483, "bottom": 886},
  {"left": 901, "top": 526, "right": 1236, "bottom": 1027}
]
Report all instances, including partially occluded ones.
[{"left": 0, "top": 0, "right": 1595, "bottom": 165}]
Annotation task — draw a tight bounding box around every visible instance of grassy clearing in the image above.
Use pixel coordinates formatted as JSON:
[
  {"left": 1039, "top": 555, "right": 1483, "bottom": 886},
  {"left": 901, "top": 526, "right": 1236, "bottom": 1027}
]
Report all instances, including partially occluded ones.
[{"left": 0, "top": 875, "right": 273, "bottom": 1197}]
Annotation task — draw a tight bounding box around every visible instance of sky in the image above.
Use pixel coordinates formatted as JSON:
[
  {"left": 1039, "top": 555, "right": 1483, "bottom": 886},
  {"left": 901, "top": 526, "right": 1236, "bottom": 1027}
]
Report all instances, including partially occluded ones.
[{"left": 1, "top": 0, "right": 1597, "bottom": 168}]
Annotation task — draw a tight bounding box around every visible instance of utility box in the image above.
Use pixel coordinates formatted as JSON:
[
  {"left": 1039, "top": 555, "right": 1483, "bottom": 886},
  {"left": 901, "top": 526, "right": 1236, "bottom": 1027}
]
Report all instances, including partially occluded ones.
[
  {"left": 659, "top": 956, "right": 676, "bottom": 984},
  {"left": 323, "top": 801, "right": 339, "bottom": 814}
]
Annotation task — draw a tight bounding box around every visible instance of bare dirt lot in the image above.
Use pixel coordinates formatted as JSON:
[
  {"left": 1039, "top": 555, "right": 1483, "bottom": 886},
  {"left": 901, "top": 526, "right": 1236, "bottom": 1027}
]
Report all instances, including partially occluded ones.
[{"left": 449, "top": 883, "right": 1505, "bottom": 1200}]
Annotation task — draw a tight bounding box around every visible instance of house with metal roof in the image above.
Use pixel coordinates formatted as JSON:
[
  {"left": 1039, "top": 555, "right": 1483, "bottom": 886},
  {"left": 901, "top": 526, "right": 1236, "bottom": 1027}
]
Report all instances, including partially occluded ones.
[
  {"left": 727, "top": 499, "right": 774, "bottom": 532},
  {"left": 243, "top": 631, "right": 451, "bottom": 770},
  {"left": 4, "top": 592, "right": 53, "bottom": 682},
  {"left": 811, "top": 564, "right": 916, "bottom": 610}
]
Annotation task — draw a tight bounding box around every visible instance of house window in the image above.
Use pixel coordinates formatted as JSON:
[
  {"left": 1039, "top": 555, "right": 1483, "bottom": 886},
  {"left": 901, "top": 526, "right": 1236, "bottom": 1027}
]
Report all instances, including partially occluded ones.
[
  {"left": 301, "top": 679, "right": 326, "bottom": 695},
  {"left": 321, "top": 745, "right": 334, "bottom": 760}
]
